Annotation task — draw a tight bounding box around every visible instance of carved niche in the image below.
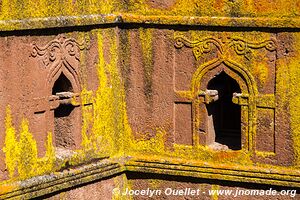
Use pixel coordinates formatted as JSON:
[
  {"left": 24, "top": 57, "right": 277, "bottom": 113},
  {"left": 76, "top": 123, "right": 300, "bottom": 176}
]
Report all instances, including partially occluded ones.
[
  {"left": 31, "top": 35, "right": 92, "bottom": 152},
  {"left": 174, "top": 33, "right": 277, "bottom": 154}
]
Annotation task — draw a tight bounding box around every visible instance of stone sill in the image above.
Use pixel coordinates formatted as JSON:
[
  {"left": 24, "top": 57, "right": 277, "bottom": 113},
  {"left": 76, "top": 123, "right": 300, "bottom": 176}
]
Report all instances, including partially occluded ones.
[
  {"left": 1, "top": 13, "right": 300, "bottom": 32},
  {"left": 1, "top": 155, "right": 300, "bottom": 199},
  {"left": 0, "top": 160, "right": 123, "bottom": 200},
  {"left": 125, "top": 155, "right": 300, "bottom": 188}
]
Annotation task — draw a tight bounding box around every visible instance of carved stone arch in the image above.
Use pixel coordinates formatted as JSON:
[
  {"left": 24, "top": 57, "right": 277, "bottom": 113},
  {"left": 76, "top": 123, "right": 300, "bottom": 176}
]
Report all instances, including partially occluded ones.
[
  {"left": 47, "top": 61, "right": 82, "bottom": 150},
  {"left": 191, "top": 58, "right": 258, "bottom": 97},
  {"left": 191, "top": 58, "right": 257, "bottom": 151},
  {"left": 48, "top": 62, "right": 80, "bottom": 94},
  {"left": 31, "top": 35, "right": 88, "bottom": 151}
]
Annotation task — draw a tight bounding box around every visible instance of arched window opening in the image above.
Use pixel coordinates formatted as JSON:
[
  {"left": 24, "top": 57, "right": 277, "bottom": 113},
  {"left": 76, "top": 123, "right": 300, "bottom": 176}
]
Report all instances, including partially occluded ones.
[
  {"left": 52, "top": 73, "right": 73, "bottom": 95},
  {"left": 52, "top": 73, "right": 75, "bottom": 149},
  {"left": 206, "top": 71, "right": 241, "bottom": 150}
]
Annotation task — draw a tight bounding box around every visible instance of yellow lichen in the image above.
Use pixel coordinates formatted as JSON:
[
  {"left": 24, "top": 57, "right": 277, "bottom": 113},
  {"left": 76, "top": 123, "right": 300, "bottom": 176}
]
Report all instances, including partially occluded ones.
[
  {"left": 289, "top": 33, "right": 300, "bottom": 167},
  {"left": 81, "top": 89, "right": 94, "bottom": 152},
  {"left": 75, "top": 28, "right": 132, "bottom": 161},
  {"left": 0, "top": 0, "right": 297, "bottom": 32},
  {"left": 139, "top": 28, "right": 153, "bottom": 101},
  {"left": 37, "top": 132, "right": 56, "bottom": 174},
  {"left": 3, "top": 107, "right": 56, "bottom": 180},
  {"left": 252, "top": 60, "right": 269, "bottom": 86},
  {"left": 0, "top": 184, "right": 17, "bottom": 196},
  {"left": 88, "top": 29, "right": 116, "bottom": 156},
  {"left": 112, "top": 174, "right": 131, "bottom": 200},
  {"left": 211, "top": 185, "right": 219, "bottom": 200},
  {"left": 3, "top": 107, "right": 18, "bottom": 179},
  {"left": 130, "top": 129, "right": 166, "bottom": 154},
  {"left": 17, "top": 119, "right": 38, "bottom": 179}
]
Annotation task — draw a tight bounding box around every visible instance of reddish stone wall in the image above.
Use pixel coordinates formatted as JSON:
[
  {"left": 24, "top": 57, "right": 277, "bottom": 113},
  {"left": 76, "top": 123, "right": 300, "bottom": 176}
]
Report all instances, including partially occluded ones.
[
  {"left": 0, "top": 1, "right": 300, "bottom": 199},
  {"left": 123, "top": 28, "right": 294, "bottom": 165}
]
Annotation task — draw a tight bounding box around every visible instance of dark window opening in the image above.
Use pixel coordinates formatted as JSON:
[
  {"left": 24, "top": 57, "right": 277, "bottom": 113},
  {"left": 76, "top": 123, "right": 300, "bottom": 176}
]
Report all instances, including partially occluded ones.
[
  {"left": 52, "top": 73, "right": 75, "bottom": 149},
  {"left": 54, "top": 104, "right": 74, "bottom": 117},
  {"left": 52, "top": 73, "right": 73, "bottom": 95},
  {"left": 206, "top": 71, "right": 241, "bottom": 150}
]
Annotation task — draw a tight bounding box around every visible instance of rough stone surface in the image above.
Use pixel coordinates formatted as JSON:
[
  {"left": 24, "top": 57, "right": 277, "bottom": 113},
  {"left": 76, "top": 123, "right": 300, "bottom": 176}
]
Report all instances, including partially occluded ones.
[{"left": 0, "top": 1, "right": 300, "bottom": 199}]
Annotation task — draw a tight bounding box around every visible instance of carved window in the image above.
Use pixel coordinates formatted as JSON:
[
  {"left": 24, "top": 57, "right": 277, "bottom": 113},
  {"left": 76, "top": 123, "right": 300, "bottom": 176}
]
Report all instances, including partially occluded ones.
[
  {"left": 195, "top": 63, "right": 251, "bottom": 152},
  {"left": 31, "top": 35, "right": 92, "bottom": 154},
  {"left": 52, "top": 73, "right": 74, "bottom": 95},
  {"left": 52, "top": 73, "right": 76, "bottom": 149},
  {"left": 205, "top": 71, "right": 242, "bottom": 150},
  {"left": 173, "top": 34, "right": 274, "bottom": 152}
]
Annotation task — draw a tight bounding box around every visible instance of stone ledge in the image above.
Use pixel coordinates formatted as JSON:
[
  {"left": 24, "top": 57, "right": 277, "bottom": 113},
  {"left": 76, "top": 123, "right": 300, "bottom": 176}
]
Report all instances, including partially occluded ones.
[
  {"left": 125, "top": 156, "right": 300, "bottom": 188},
  {"left": 0, "top": 160, "right": 123, "bottom": 199},
  {"left": 1, "top": 13, "right": 300, "bottom": 32},
  {"left": 1, "top": 155, "right": 300, "bottom": 199}
]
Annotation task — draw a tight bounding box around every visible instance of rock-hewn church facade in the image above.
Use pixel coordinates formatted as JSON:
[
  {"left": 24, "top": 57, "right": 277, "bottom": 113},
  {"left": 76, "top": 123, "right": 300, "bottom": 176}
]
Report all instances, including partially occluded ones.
[{"left": 0, "top": 1, "right": 299, "bottom": 199}]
